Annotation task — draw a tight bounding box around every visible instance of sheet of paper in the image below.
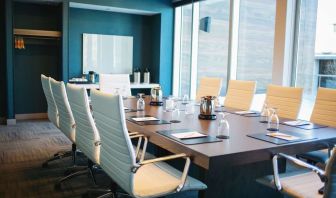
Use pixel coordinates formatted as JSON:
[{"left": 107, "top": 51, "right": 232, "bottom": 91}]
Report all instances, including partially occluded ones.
[
  {"left": 132, "top": 117, "right": 159, "bottom": 122},
  {"left": 266, "top": 132, "right": 299, "bottom": 141},
  {"left": 235, "top": 111, "right": 256, "bottom": 115},
  {"left": 283, "top": 120, "right": 310, "bottom": 126},
  {"left": 172, "top": 131, "right": 207, "bottom": 139}
]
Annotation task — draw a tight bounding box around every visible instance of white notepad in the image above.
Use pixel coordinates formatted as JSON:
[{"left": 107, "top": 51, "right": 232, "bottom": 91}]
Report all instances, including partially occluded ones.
[
  {"left": 132, "top": 117, "right": 159, "bottom": 122},
  {"left": 283, "top": 120, "right": 310, "bottom": 126},
  {"left": 172, "top": 131, "right": 207, "bottom": 139},
  {"left": 266, "top": 132, "right": 299, "bottom": 141},
  {"left": 235, "top": 111, "right": 256, "bottom": 115}
]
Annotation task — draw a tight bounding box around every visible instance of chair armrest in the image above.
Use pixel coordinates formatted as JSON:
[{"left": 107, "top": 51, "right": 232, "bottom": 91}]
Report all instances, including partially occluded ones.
[
  {"left": 139, "top": 153, "right": 191, "bottom": 192},
  {"left": 128, "top": 131, "right": 139, "bottom": 136},
  {"left": 130, "top": 134, "right": 148, "bottom": 162},
  {"left": 139, "top": 153, "right": 188, "bottom": 165},
  {"left": 272, "top": 153, "right": 327, "bottom": 191}
]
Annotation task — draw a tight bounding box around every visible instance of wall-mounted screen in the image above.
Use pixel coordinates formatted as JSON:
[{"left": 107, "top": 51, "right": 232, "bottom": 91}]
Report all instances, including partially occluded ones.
[{"left": 83, "top": 33, "right": 133, "bottom": 74}]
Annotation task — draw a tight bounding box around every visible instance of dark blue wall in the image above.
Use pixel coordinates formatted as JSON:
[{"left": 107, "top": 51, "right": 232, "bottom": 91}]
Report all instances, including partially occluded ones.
[
  {"left": 69, "top": 0, "right": 174, "bottom": 94},
  {"left": 13, "top": 2, "right": 61, "bottom": 114},
  {"left": 68, "top": 8, "right": 160, "bottom": 82},
  {"left": 3, "top": 0, "right": 174, "bottom": 119},
  {"left": 0, "top": 0, "right": 6, "bottom": 118}
]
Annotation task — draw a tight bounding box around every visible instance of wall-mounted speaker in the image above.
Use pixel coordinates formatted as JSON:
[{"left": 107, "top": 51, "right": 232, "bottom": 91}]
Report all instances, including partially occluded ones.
[{"left": 200, "top": 16, "right": 211, "bottom": 33}]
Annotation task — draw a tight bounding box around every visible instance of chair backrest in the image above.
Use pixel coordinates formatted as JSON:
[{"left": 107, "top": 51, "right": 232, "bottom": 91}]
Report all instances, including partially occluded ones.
[
  {"left": 66, "top": 84, "right": 100, "bottom": 164},
  {"left": 265, "top": 85, "right": 303, "bottom": 120},
  {"left": 50, "top": 79, "right": 76, "bottom": 143},
  {"left": 41, "top": 75, "right": 59, "bottom": 127},
  {"left": 196, "top": 77, "right": 223, "bottom": 101},
  {"left": 310, "top": 88, "right": 336, "bottom": 127},
  {"left": 324, "top": 148, "right": 336, "bottom": 198},
  {"left": 91, "top": 90, "right": 136, "bottom": 195},
  {"left": 99, "top": 74, "right": 132, "bottom": 97},
  {"left": 224, "top": 80, "right": 256, "bottom": 110}
]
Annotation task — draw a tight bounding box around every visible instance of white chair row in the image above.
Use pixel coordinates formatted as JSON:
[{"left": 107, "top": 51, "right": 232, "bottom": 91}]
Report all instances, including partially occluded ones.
[{"left": 41, "top": 74, "right": 207, "bottom": 197}]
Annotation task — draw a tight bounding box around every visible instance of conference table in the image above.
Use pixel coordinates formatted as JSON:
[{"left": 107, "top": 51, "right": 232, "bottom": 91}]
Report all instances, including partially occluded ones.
[{"left": 123, "top": 97, "right": 336, "bottom": 198}]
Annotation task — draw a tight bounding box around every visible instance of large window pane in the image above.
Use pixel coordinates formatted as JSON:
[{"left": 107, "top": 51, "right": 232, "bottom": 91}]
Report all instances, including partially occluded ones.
[
  {"left": 294, "top": 0, "right": 336, "bottom": 119},
  {"left": 197, "top": 0, "right": 230, "bottom": 95},
  {"left": 178, "top": 4, "right": 193, "bottom": 96},
  {"left": 237, "top": 0, "right": 276, "bottom": 93}
]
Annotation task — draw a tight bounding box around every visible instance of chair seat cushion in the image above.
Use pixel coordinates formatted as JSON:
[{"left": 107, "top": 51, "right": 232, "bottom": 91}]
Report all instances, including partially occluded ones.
[
  {"left": 297, "top": 149, "right": 329, "bottom": 164},
  {"left": 257, "top": 170, "right": 323, "bottom": 198},
  {"left": 134, "top": 161, "right": 207, "bottom": 197}
]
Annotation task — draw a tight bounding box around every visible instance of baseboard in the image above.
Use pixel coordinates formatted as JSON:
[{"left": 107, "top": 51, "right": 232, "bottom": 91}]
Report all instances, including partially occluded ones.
[
  {"left": 7, "top": 119, "right": 16, "bottom": 125},
  {"left": 15, "top": 113, "right": 48, "bottom": 120}
]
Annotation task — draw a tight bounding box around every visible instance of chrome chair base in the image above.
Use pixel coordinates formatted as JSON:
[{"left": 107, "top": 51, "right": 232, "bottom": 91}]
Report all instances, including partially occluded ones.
[
  {"left": 55, "top": 159, "right": 99, "bottom": 190},
  {"left": 42, "top": 150, "right": 72, "bottom": 168}
]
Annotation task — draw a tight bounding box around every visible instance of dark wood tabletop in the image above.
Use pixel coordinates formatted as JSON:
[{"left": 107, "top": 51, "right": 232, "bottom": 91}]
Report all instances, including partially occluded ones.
[{"left": 124, "top": 97, "right": 336, "bottom": 170}]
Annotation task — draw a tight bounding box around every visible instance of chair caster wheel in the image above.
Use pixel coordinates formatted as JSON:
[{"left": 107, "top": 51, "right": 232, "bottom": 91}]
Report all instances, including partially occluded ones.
[
  {"left": 42, "top": 162, "right": 48, "bottom": 168},
  {"left": 54, "top": 183, "right": 61, "bottom": 191}
]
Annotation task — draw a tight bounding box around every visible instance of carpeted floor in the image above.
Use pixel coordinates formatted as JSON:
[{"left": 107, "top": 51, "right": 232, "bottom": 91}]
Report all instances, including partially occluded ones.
[
  {"left": 0, "top": 120, "right": 110, "bottom": 198},
  {"left": 0, "top": 120, "right": 198, "bottom": 198}
]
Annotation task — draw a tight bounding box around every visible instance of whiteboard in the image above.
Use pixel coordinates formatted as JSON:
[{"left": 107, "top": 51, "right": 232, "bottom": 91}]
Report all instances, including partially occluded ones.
[{"left": 83, "top": 33, "right": 133, "bottom": 74}]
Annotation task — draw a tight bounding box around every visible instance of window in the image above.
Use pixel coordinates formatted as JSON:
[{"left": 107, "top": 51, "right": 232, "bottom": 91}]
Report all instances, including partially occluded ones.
[
  {"left": 174, "top": 0, "right": 277, "bottom": 97},
  {"left": 175, "top": 4, "right": 193, "bottom": 97},
  {"left": 197, "top": 0, "right": 230, "bottom": 95},
  {"left": 236, "top": 0, "right": 276, "bottom": 93},
  {"left": 293, "top": 0, "right": 336, "bottom": 119}
]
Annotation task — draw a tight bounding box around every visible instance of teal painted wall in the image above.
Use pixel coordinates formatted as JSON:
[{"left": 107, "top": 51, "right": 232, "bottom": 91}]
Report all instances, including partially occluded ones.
[
  {"left": 13, "top": 2, "right": 61, "bottom": 114},
  {"left": 68, "top": 8, "right": 160, "bottom": 83},
  {"left": 0, "top": 1, "right": 6, "bottom": 118},
  {"left": 3, "top": 0, "right": 174, "bottom": 118},
  {"left": 69, "top": 0, "right": 174, "bottom": 94}
]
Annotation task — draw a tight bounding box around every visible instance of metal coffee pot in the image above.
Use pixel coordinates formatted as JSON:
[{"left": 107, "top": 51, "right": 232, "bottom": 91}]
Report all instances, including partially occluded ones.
[
  {"left": 150, "top": 86, "right": 163, "bottom": 103},
  {"left": 200, "top": 96, "right": 216, "bottom": 115}
]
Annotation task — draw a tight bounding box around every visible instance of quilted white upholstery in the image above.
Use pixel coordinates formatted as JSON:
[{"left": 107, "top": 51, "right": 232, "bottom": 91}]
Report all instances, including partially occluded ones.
[
  {"left": 91, "top": 90, "right": 207, "bottom": 198},
  {"left": 265, "top": 85, "right": 303, "bottom": 120},
  {"left": 41, "top": 75, "right": 59, "bottom": 127},
  {"left": 91, "top": 90, "right": 136, "bottom": 195},
  {"left": 66, "top": 84, "right": 101, "bottom": 164},
  {"left": 310, "top": 87, "right": 336, "bottom": 127},
  {"left": 196, "top": 77, "right": 222, "bottom": 101},
  {"left": 224, "top": 80, "right": 256, "bottom": 110},
  {"left": 99, "top": 74, "right": 132, "bottom": 97},
  {"left": 50, "top": 79, "right": 76, "bottom": 143}
]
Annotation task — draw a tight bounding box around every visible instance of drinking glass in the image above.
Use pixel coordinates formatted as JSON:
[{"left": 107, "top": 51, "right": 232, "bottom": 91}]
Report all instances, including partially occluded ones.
[
  {"left": 164, "top": 98, "right": 174, "bottom": 112},
  {"left": 185, "top": 103, "right": 195, "bottom": 115},
  {"left": 267, "top": 108, "right": 279, "bottom": 132},
  {"left": 259, "top": 103, "right": 270, "bottom": 123},
  {"left": 216, "top": 113, "right": 230, "bottom": 139},
  {"left": 137, "top": 94, "right": 145, "bottom": 111},
  {"left": 182, "top": 94, "right": 189, "bottom": 104},
  {"left": 170, "top": 108, "right": 181, "bottom": 123}
]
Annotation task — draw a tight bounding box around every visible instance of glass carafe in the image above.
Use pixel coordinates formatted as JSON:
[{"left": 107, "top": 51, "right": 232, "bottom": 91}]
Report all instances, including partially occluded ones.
[
  {"left": 267, "top": 108, "right": 279, "bottom": 132},
  {"left": 137, "top": 93, "right": 145, "bottom": 111},
  {"left": 259, "top": 103, "right": 270, "bottom": 123},
  {"left": 216, "top": 113, "right": 230, "bottom": 139}
]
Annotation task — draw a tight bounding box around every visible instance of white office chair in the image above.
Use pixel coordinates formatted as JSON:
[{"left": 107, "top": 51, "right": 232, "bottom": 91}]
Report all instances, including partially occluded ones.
[
  {"left": 41, "top": 74, "right": 59, "bottom": 127},
  {"left": 41, "top": 75, "right": 73, "bottom": 167},
  {"left": 196, "top": 77, "right": 223, "bottom": 102},
  {"left": 90, "top": 90, "right": 207, "bottom": 198},
  {"left": 99, "top": 74, "right": 132, "bottom": 97},
  {"left": 224, "top": 80, "right": 257, "bottom": 110},
  {"left": 55, "top": 83, "right": 101, "bottom": 187}
]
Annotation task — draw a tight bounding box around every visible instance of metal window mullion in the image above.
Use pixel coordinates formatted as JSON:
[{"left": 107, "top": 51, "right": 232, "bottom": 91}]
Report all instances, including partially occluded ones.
[
  {"left": 189, "top": 2, "right": 200, "bottom": 99},
  {"left": 227, "top": 0, "right": 240, "bottom": 93},
  {"left": 173, "top": 7, "right": 182, "bottom": 96}
]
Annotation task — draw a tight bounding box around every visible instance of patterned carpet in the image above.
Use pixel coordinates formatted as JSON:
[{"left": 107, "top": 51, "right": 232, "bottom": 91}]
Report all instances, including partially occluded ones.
[
  {"left": 0, "top": 120, "right": 198, "bottom": 198},
  {"left": 0, "top": 120, "right": 107, "bottom": 198}
]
